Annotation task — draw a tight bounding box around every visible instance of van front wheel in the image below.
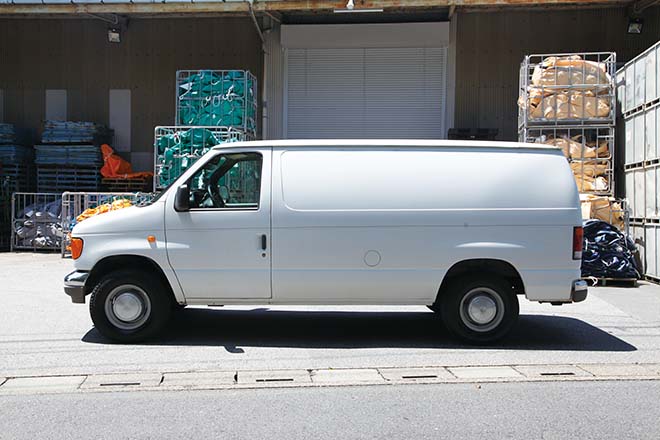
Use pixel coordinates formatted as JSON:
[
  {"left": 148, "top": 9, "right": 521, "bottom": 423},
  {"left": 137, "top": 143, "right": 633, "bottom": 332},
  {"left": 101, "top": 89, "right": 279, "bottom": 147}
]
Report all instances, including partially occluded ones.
[
  {"left": 89, "top": 270, "right": 172, "bottom": 343},
  {"left": 440, "top": 276, "right": 518, "bottom": 344}
]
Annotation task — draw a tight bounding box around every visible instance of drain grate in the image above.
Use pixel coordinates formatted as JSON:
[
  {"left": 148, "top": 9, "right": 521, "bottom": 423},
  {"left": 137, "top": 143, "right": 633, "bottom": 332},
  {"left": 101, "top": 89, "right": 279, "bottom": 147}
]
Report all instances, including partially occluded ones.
[
  {"left": 99, "top": 382, "right": 141, "bottom": 387},
  {"left": 401, "top": 375, "right": 438, "bottom": 379},
  {"left": 255, "top": 378, "right": 295, "bottom": 383},
  {"left": 539, "top": 372, "right": 575, "bottom": 377}
]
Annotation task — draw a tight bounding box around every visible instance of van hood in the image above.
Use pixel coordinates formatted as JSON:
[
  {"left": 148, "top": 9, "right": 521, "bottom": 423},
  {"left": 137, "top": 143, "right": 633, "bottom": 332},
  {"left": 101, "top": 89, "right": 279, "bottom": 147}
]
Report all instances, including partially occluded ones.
[{"left": 72, "top": 202, "right": 164, "bottom": 235}]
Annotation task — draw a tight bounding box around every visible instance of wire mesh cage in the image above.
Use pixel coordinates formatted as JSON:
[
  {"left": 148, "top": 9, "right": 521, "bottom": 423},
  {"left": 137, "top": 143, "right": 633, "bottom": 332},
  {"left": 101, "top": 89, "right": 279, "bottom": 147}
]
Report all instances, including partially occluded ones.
[
  {"left": 60, "top": 191, "right": 155, "bottom": 257},
  {"left": 581, "top": 196, "right": 630, "bottom": 236},
  {"left": 518, "top": 52, "right": 617, "bottom": 128},
  {"left": 154, "top": 126, "right": 253, "bottom": 190},
  {"left": 521, "top": 125, "right": 614, "bottom": 196},
  {"left": 175, "top": 70, "right": 258, "bottom": 136},
  {"left": 11, "top": 192, "right": 63, "bottom": 251}
]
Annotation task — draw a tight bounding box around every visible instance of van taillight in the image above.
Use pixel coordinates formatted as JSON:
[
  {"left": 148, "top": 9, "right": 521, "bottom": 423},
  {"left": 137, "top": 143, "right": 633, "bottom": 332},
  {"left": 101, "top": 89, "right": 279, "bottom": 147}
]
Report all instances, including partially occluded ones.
[{"left": 573, "top": 226, "right": 583, "bottom": 260}]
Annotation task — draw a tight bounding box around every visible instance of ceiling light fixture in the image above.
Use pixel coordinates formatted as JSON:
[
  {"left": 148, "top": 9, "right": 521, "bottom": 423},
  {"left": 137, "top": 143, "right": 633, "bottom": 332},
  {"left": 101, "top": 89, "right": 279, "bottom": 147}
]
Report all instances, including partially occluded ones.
[
  {"left": 627, "top": 17, "right": 643, "bottom": 34},
  {"left": 107, "top": 28, "right": 121, "bottom": 43},
  {"left": 333, "top": 0, "right": 383, "bottom": 13}
]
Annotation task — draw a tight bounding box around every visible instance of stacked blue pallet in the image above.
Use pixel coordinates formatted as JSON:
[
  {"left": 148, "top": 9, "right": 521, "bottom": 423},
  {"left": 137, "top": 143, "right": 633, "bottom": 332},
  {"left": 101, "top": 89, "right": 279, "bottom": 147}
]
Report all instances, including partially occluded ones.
[
  {"left": 36, "top": 121, "right": 112, "bottom": 192},
  {"left": 0, "top": 123, "right": 34, "bottom": 192},
  {"left": 41, "top": 121, "right": 113, "bottom": 145}
]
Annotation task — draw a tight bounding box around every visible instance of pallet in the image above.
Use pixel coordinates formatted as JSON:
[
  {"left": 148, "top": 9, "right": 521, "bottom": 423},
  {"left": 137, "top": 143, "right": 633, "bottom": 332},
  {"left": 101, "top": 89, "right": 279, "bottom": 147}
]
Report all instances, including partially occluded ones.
[
  {"left": 37, "top": 165, "right": 101, "bottom": 192},
  {"left": 0, "top": 163, "right": 35, "bottom": 192},
  {"left": 582, "top": 277, "right": 638, "bottom": 287},
  {"left": 102, "top": 177, "right": 152, "bottom": 193},
  {"left": 644, "top": 275, "right": 660, "bottom": 285}
]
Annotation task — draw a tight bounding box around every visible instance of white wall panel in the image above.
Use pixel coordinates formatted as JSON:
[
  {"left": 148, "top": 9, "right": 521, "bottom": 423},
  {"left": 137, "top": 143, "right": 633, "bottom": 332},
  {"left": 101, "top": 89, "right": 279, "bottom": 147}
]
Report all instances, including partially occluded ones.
[
  {"left": 646, "top": 225, "right": 658, "bottom": 278},
  {"left": 645, "top": 166, "right": 658, "bottom": 219},
  {"left": 634, "top": 168, "right": 645, "bottom": 219},
  {"left": 625, "top": 116, "right": 634, "bottom": 164},
  {"left": 45, "top": 89, "right": 67, "bottom": 121},
  {"left": 645, "top": 105, "right": 657, "bottom": 161},
  {"left": 634, "top": 111, "right": 645, "bottom": 163},
  {"left": 109, "top": 89, "right": 131, "bottom": 152}
]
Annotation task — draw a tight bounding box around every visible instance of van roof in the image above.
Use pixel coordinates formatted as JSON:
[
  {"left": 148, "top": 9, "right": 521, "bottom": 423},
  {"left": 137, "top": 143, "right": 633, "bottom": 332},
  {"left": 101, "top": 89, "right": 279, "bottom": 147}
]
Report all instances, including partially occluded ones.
[{"left": 211, "top": 139, "right": 560, "bottom": 151}]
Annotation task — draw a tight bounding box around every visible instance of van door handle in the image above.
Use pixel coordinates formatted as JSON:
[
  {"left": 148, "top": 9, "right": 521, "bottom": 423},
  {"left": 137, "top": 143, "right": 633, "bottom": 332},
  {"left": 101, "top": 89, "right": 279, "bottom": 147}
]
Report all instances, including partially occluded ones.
[{"left": 261, "top": 234, "right": 267, "bottom": 250}]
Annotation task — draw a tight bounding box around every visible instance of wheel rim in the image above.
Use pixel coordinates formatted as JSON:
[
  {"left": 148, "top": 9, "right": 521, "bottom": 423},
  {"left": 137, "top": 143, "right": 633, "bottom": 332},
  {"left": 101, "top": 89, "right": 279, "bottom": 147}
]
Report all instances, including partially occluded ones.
[
  {"left": 459, "top": 287, "right": 505, "bottom": 333},
  {"left": 104, "top": 284, "right": 151, "bottom": 331}
]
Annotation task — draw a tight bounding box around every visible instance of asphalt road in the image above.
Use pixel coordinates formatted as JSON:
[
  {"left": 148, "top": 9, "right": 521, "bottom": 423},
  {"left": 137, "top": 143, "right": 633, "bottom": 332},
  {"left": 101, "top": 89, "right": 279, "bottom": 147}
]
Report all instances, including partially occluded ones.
[
  {"left": 1, "top": 380, "right": 659, "bottom": 439},
  {"left": 1, "top": 253, "right": 660, "bottom": 377}
]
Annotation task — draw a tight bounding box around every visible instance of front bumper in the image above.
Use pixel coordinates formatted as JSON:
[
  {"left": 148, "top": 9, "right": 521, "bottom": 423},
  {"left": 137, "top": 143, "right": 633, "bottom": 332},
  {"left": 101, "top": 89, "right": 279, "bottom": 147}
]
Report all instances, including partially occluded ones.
[
  {"left": 571, "top": 279, "right": 588, "bottom": 303},
  {"left": 64, "top": 271, "right": 89, "bottom": 304}
]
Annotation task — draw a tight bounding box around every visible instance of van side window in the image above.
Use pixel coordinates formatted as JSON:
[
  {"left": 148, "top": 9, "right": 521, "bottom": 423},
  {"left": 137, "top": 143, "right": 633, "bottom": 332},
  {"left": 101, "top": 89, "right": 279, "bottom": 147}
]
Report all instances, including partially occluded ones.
[{"left": 188, "top": 152, "right": 262, "bottom": 210}]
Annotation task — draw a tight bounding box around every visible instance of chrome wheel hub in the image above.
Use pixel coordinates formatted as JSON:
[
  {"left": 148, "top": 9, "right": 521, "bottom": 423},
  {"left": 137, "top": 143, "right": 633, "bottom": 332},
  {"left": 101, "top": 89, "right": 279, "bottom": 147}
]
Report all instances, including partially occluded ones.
[
  {"left": 105, "top": 285, "right": 151, "bottom": 331},
  {"left": 459, "top": 287, "right": 505, "bottom": 333},
  {"left": 467, "top": 295, "right": 497, "bottom": 325}
]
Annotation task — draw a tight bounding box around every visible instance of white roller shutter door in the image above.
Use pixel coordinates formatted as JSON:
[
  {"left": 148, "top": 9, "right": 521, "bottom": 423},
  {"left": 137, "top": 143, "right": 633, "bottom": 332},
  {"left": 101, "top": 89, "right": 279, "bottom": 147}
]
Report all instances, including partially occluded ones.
[{"left": 285, "top": 47, "right": 447, "bottom": 139}]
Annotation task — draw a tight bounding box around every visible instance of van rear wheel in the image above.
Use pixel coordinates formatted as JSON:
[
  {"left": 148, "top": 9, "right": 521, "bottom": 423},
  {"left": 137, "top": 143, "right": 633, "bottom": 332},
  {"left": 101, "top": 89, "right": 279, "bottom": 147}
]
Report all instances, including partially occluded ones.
[
  {"left": 439, "top": 276, "right": 518, "bottom": 344},
  {"left": 89, "top": 270, "right": 172, "bottom": 343}
]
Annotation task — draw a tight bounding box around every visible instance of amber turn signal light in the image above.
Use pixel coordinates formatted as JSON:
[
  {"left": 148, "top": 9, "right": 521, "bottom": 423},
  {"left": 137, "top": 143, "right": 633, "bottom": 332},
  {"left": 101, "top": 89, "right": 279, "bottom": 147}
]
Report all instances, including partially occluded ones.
[{"left": 70, "top": 238, "right": 84, "bottom": 260}]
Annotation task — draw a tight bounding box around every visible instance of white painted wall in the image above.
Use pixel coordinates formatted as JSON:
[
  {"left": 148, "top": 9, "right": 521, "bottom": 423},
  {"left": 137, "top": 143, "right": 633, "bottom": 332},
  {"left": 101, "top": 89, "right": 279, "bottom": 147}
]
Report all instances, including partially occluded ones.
[{"left": 45, "top": 89, "right": 67, "bottom": 121}]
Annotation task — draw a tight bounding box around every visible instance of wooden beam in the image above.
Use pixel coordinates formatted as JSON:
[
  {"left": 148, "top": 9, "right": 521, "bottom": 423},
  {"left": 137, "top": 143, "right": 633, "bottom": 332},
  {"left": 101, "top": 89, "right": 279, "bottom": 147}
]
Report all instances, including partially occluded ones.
[{"left": 0, "top": 0, "right": 628, "bottom": 15}]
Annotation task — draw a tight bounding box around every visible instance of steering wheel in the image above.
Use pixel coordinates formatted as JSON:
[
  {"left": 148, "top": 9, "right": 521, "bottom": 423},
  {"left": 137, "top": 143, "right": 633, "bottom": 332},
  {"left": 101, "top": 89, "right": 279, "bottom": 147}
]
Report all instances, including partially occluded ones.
[{"left": 208, "top": 184, "right": 225, "bottom": 208}]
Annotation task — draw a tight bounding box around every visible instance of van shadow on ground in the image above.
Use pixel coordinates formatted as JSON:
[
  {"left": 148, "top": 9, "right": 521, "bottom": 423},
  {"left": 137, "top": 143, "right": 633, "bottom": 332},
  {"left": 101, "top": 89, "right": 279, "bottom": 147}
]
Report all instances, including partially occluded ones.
[{"left": 82, "top": 308, "right": 636, "bottom": 352}]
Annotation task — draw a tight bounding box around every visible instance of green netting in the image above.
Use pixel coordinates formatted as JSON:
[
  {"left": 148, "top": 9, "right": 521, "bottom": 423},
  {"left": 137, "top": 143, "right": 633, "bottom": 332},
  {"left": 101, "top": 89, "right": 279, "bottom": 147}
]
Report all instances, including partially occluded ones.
[
  {"left": 155, "top": 128, "right": 248, "bottom": 189},
  {"left": 176, "top": 70, "right": 257, "bottom": 133}
]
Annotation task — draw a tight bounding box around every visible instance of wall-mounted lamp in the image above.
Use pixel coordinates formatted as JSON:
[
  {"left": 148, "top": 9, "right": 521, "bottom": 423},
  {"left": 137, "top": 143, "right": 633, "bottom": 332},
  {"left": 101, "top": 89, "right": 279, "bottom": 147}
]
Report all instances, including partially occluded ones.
[
  {"left": 627, "top": 18, "right": 643, "bottom": 34},
  {"left": 334, "top": 0, "right": 383, "bottom": 13},
  {"left": 108, "top": 28, "right": 121, "bottom": 43}
]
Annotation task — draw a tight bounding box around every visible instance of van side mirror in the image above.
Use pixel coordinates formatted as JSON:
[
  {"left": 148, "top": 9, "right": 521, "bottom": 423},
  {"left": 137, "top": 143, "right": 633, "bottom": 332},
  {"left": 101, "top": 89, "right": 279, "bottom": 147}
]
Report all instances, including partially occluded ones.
[{"left": 174, "top": 184, "right": 190, "bottom": 212}]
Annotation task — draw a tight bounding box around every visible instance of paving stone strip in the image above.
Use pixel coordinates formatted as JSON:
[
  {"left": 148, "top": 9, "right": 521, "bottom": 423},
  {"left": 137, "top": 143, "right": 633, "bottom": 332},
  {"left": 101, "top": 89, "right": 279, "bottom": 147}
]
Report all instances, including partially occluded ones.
[{"left": 1, "top": 364, "right": 659, "bottom": 396}]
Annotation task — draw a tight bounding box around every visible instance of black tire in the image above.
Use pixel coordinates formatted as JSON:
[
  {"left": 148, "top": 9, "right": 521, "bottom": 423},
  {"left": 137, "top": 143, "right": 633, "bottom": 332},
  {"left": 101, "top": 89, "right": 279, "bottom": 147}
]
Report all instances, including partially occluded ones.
[
  {"left": 89, "top": 270, "right": 172, "bottom": 343},
  {"left": 439, "top": 276, "right": 519, "bottom": 344}
]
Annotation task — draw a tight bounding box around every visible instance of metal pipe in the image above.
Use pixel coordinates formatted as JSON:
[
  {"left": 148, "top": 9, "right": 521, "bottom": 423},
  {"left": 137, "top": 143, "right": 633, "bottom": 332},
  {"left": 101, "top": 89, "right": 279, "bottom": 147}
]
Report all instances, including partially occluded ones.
[
  {"left": 247, "top": 1, "right": 266, "bottom": 50},
  {"left": 631, "top": 0, "right": 660, "bottom": 13},
  {"left": 84, "top": 12, "right": 119, "bottom": 25}
]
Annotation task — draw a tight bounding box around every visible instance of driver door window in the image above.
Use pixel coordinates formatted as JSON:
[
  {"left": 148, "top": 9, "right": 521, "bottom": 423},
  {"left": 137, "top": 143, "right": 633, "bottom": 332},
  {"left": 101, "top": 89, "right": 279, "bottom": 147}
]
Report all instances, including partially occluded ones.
[{"left": 188, "top": 152, "right": 262, "bottom": 209}]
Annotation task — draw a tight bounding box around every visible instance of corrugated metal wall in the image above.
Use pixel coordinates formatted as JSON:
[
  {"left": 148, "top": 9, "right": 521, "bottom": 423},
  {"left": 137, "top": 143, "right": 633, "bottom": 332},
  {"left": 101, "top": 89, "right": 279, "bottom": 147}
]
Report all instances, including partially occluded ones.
[
  {"left": 0, "top": 17, "right": 262, "bottom": 170},
  {"left": 454, "top": 6, "right": 660, "bottom": 142}
]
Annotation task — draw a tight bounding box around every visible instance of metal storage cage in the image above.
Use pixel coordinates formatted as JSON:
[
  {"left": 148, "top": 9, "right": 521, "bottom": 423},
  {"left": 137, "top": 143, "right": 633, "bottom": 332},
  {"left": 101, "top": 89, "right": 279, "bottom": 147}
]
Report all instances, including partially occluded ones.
[
  {"left": 518, "top": 52, "right": 617, "bottom": 129},
  {"left": 154, "top": 126, "right": 253, "bottom": 190},
  {"left": 621, "top": 40, "right": 660, "bottom": 117},
  {"left": 622, "top": 101, "right": 660, "bottom": 167},
  {"left": 11, "top": 192, "right": 63, "bottom": 251},
  {"left": 60, "top": 191, "right": 154, "bottom": 257},
  {"left": 175, "top": 70, "right": 258, "bottom": 136},
  {"left": 624, "top": 162, "right": 660, "bottom": 222},
  {"left": 618, "top": 41, "right": 660, "bottom": 284},
  {"left": 522, "top": 125, "right": 615, "bottom": 195}
]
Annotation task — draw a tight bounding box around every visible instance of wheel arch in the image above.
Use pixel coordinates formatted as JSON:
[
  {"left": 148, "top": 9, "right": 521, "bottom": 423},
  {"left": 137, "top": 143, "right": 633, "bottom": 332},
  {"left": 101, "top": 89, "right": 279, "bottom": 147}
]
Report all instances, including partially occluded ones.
[
  {"left": 85, "top": 255, "right": 178, "bottom": 303},
  {"left": 436, "top": 258, "right": 526, "bottom": 303}
]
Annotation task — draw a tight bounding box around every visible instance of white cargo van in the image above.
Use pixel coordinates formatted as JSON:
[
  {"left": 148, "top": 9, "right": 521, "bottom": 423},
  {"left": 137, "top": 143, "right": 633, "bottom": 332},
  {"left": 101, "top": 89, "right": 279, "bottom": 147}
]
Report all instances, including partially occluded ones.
[{"left": 64, "top": 140, "right": 587, "bottom": 343}]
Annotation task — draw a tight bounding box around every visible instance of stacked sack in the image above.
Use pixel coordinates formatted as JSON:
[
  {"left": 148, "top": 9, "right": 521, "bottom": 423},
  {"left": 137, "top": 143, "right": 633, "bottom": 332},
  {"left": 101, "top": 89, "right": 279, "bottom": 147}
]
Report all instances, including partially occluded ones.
[
  {"left": 519, "top": 55, "right": 612, "bottom": 121},
  {"left": 580, "top": 194, "right": 625, "bottom": 231},
  {"left": 543, "top": 135, "right": 610, "bottom": 192}
]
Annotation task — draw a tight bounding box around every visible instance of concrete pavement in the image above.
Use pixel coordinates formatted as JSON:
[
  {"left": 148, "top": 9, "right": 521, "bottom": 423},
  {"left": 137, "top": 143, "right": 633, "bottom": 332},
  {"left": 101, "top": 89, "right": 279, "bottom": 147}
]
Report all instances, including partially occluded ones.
[{"left": 1, "top": 253, "right": 660, "bottom": 383}]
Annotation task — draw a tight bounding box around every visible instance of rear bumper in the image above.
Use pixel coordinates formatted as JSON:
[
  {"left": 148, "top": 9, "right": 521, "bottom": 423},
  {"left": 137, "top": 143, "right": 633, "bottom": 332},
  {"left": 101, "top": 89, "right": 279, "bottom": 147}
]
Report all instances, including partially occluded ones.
[
  {"left": 64, "top": 271, "right": 89, "bottom": 304},
  {"left": 571, "top": 279, "right": 588, "bottom": 303}
]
